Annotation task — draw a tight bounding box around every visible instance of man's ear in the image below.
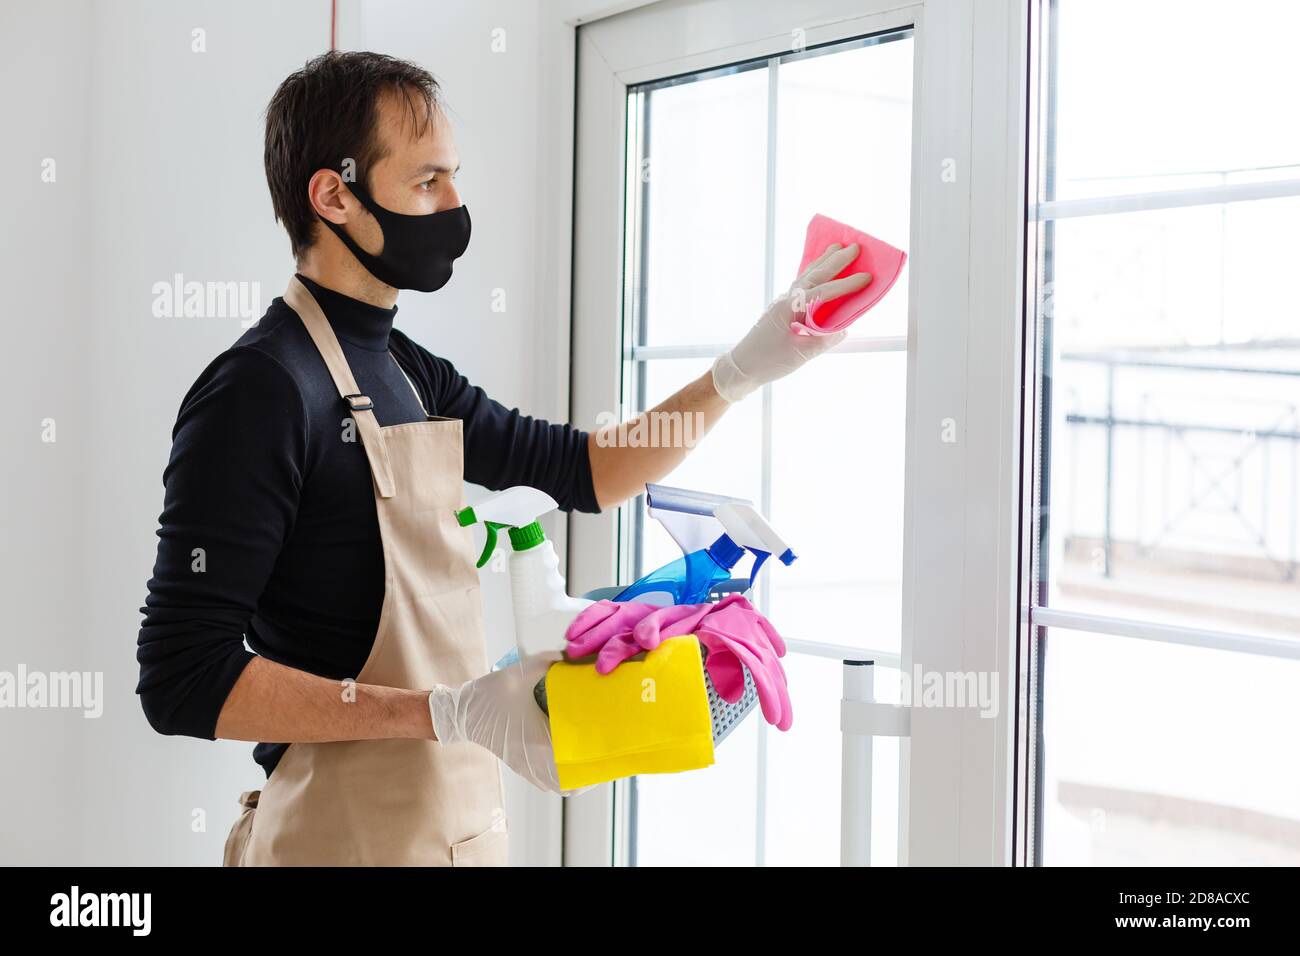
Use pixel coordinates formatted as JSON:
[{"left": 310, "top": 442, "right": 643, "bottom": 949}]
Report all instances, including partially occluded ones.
[{"left": 308, "top": 168, "right": 351, "bottom": 225}]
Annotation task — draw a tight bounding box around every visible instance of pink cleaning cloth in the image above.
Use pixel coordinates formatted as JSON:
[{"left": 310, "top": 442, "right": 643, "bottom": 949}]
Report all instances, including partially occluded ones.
[{"left": 794, "top": 213, "right": 907, "bottom": 336}]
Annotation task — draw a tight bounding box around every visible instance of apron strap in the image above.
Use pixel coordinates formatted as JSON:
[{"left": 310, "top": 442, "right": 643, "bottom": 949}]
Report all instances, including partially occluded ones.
[{"left": 285, "top": 277, "right": 396, "bottom": 499}]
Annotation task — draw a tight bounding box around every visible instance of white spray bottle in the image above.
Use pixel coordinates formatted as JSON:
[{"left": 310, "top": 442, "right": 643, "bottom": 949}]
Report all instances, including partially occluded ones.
[{"left": 455, "top": 486, "right": 592, "bottom": 663}]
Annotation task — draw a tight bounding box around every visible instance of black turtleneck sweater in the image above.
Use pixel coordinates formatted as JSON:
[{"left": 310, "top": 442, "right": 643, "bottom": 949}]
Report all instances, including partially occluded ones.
[{"left": 137, "top": 275, "right": 599, "bottom": 776}]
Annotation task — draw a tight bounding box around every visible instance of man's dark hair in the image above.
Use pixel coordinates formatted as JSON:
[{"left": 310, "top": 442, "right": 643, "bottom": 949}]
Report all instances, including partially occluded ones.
[{"left": 264, "top": 50, "right": 442, "bottom": 259}]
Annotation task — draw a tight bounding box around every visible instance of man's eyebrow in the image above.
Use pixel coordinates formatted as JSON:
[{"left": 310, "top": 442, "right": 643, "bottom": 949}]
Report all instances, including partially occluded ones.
[{"left": 412, "top": 162, "right": 460, "bottom": 177}]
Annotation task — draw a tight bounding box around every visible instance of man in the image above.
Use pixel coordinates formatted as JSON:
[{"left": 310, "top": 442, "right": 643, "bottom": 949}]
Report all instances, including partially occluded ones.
[{"left": 136, "top": 51, "right": 868, "bottom": 866}]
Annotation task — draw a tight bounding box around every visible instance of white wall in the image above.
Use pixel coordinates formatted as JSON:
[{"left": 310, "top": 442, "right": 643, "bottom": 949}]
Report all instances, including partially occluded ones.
[
  {"left": 1, "top": 0, "right": 580, "bottom": 865},
  {"left": 1, "top": 0, "right": 95, "bottom": 866}
]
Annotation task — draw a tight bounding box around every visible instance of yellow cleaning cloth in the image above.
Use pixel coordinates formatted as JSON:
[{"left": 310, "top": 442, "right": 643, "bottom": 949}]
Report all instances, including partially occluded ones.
[{"left": 546, "top": 635, "right": 715, "bottom": 790}]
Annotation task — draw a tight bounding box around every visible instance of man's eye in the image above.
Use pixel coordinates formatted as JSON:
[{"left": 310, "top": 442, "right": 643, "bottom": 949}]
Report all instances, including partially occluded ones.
[{"left": 420, "top": 178, "right": 436, "bottom": 190}]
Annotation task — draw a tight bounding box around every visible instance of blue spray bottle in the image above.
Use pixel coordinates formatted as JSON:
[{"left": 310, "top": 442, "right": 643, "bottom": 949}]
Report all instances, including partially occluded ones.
[{"left": 615, "top": 486, "right": 797, "bottom": 605}]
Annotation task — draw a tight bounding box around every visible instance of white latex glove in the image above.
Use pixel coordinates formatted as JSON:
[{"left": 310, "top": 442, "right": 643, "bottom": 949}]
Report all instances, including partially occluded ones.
[
  {"left": 429, "top": 651, "right": 570, "bottom": 794},
  {"left": 711, "top": 242, "right": 872, "bottom": 403}
]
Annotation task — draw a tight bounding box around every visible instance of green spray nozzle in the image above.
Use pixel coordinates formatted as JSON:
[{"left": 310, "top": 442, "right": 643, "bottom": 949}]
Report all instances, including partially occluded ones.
[
  {"left": 455, "top": 507, "right": 511, "bottom": 568},
  {"left": 455, "top": 487, "right": 559, "bottom": 568}
]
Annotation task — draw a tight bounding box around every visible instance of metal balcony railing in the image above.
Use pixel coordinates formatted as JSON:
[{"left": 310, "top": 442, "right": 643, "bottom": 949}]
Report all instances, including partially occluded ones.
[{"left": 1060, "top": 344, "right": 1300, "bottom": 583}]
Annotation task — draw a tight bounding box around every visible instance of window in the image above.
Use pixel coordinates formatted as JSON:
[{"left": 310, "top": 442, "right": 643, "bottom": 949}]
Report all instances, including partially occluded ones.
[
  {"left": 571, "top": 0, "right": 1030, "bottom": 868},
  {"left": 1026, "top": 0, "right": 1300, "bottom": 865},
  {"left": 618, "top": 31, "right": 914, "bottom": 867}
]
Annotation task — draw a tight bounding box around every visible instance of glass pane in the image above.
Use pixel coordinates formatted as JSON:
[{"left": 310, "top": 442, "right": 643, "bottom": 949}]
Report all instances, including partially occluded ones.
[
  {"left": 638, "top": 67, "right": 770, "bottom": 348},
  {"left": 764, "top": 654, "right": 900, "bottom": 867},
  {"left": 634, "top": 358, "right": 763, "bottom": 578},
  {"left": 633, "top": 713, "right": 759, "bottom": 866},
  {"left": 775, "top": 35, "right": 913, "bottom": 338},
  {"left": 1051, "top": 0, "right": 1300, "bottom": 202},
  {"left": 1041, "top": 628, "right": 1300, "bottom": 866},
  {"left": 1042, "top": 199, "right": 1300, "bottom": 641},
  {"left": 768, "top": 351, "right": 907, "bottom": 655}
]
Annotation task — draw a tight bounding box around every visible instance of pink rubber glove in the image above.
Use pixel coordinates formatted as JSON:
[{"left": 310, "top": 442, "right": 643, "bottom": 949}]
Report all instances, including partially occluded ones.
[
  {"left": 595, "top": 602, "right": 717, "bottom": 673},
  {"left": 564, "top": 600, "right": 717, "bottom": 672},
  {"left": 563, "top": 600, "right": 662, "bottom": 657},
  {"left": 693, "top": 597, "right": 793, "bottom": 731}
]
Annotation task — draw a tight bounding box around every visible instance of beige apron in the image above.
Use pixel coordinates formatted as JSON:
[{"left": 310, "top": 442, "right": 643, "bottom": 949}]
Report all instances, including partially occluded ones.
[{"left": 222, "top": 277, "right": 508, "bottom": 866}]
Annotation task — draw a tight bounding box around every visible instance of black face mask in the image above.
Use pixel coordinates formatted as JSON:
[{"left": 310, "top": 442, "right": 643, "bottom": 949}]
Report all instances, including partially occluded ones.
[{"left": 320, "top": 179, "right": 471, "bottom": 292}]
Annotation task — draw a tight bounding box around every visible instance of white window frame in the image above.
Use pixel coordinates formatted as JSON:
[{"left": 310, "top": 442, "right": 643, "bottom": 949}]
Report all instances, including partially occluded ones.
[{"left": 566, "top": 0, "right": 1030, "bottom": 866}]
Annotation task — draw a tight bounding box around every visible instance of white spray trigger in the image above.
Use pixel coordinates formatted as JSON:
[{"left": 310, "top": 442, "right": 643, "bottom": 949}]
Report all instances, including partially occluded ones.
[
  {"left": 466, "top": 486, "right": 558, "bottom": 527},
  {"left": 712, "top": 502, "right": 796, "bottom": 586}
]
